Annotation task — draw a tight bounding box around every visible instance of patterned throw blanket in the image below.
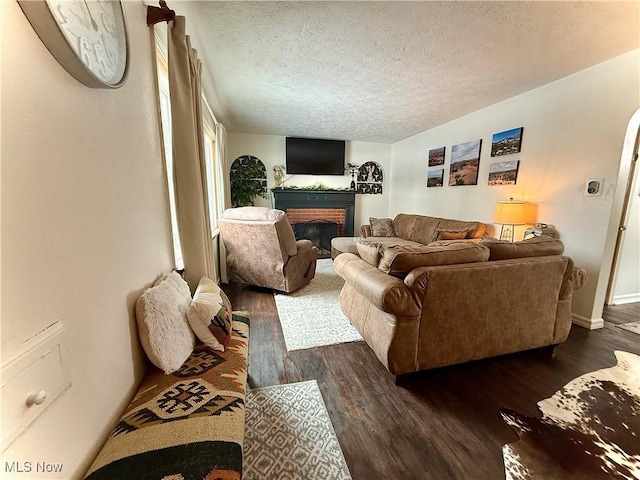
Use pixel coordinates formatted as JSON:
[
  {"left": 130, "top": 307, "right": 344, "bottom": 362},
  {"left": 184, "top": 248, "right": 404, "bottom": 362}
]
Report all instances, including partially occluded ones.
[{"left": 85, "top": 314, "right": 250, "bottom": 480}]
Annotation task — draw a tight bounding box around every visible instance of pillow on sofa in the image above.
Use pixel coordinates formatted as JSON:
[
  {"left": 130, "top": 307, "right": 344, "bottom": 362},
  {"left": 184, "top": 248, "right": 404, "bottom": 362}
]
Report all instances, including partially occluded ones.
[
  {"left": 136, "top": 271, "right": 195, "bottom": 374},
  {"left": 187, "top": 276, "right": 233, "bottom": 351},
  {"left": 431, "top": 228, "right": 470, "bottom": 242},
  {"left": 378, "top": 243, "right": 490, "bottom": 277},
  {"left": 356, "top": 239, "right": 383, "bottom": 266},
  {"left": 370, "top": 217, "right": 396, "bottom": 237},
  {"left": 481, "top": 236, "right": 564, "bottom": 261}
]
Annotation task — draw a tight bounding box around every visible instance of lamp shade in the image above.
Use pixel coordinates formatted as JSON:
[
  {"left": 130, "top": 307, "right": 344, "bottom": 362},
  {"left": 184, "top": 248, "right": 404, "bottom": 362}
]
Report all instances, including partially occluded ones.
[{"left": 493, "top": 199, "right": 536, "bottom": 225}]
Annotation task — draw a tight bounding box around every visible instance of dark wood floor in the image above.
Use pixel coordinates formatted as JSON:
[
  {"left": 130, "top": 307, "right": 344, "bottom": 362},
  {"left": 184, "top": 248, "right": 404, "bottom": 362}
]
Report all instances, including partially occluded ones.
[{"left": 225, "top": 281, "right": 639, "bottom": 480}]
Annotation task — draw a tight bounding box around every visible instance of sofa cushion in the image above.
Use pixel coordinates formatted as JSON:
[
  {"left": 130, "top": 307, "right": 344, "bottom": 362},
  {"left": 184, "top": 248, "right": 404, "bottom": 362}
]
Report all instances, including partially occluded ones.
[
  {"left": 370, "top": 217, "right": 396, "bottom": 237},
  {"left": 406, "top": 215, "right": 440, "bottom": 244},
  {"left": 187, "top": 276, "right": 233, "bottom": 351},
  {"left": 392, "top": 213, "right": 419, "bottom": 240},
  {"left": 135, "top": 271, "right": 195, "bottom": 374},
  {"left": 366, "top": 237, "right": 423, "bottom": 249},
  {"left": 356, "top": 239, "right": 383, "bottom": 266},
  {"left": 378, "top": 242, "right": 490, "bottom": 277},
  {"left": 435, "top": 218, "right": 481, "bottom": 239},
  {"left": 431, "top": 228, "right": 470, "bottom": 242},
  {"left": 481, "top": 236, "right": 565, "bottom": 261}
]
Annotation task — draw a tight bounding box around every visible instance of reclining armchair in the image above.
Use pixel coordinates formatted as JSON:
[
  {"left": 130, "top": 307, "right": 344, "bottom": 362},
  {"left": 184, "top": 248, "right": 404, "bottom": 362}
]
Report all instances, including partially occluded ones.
[{"left": 218, "top": 207, "right": 318, "bottom": 293}]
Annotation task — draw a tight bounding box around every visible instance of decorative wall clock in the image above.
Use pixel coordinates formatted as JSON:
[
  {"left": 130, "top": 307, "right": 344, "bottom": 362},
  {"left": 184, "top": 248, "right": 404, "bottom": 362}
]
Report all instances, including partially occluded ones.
[{"left": 19, "top": 0, "right": 129, "bottom": 89}]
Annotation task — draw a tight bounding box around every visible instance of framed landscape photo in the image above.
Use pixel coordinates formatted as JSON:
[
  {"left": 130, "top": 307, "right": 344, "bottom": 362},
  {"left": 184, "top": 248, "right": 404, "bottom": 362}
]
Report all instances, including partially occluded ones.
[
  {"left": 428, "top": 146, "right": 445, "bottom": 166},
  {"left": 488, "top": 159, "right": 520, "bottom": 186},
  {"left": 427, "top": 169, "right": 444, "bottom": 187},
  {"left": 491, "top": 127, "right": 523, "bottom": 157},
  {"left": 449, "top": 139, "right": 481, "bottom": 186}
]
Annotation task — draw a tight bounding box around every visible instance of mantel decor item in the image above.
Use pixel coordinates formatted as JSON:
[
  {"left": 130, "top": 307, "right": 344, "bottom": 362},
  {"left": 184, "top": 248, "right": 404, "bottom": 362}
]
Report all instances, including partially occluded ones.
[
  {"left": 346, "top": 163, "right": 359, "bottom": 190},
  {"left": 19, "top": 0, "right": 129, "bottom": 89},
  {"left": 273, "top": 165, "right": 285, "bottom": 188},
  {"left": 493, "top": 198, "right": 536, "bottom": 242},
  {"left": 357, "top": 162, "right": 383, "bottom": 194}
]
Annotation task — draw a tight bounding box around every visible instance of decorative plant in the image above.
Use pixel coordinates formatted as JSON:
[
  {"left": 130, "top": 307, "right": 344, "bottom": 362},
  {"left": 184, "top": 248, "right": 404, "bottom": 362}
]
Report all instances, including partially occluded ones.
[{"left": 230, "top": 156, "right": 268, "bottom": 207}]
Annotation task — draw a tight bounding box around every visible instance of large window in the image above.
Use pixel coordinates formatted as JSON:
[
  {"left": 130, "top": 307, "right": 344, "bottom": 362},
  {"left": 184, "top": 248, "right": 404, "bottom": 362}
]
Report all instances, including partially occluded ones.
[
  {"left": 202, "top": 122, "right": 219, "bottom": 234},
  {"left": 156, "top": 50, "right": 184, "bottom": 270},
  {"left": 154, "top": 37, "right": 223, "bottom": 271}
]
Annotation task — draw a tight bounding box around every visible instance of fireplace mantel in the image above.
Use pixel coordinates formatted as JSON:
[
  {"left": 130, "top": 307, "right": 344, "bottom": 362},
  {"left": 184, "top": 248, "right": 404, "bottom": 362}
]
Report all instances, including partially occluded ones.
[{"left": 272, "top": 189, "right": 356, "bottom": 236}]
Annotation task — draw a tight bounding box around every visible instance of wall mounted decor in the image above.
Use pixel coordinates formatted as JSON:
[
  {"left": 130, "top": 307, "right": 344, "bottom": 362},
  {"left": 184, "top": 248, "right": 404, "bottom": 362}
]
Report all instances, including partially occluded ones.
[
  {"left": 449, "top": 140, "right": 481, "bottom": 186},
  {"left": 356, "top": 161, "right": 383, "bottom": 194},
  {"left": 428, "top": 147, "right": 446, "bottom": 167},
  {"left": 230, "top": 155, "right": 268, "bottom": 206},
  {"left": 427, "top": 169, "right": 444, "bottom": 187},
  {"left": 488, "top": 159, "right": 520, "bottom": 186},
  {"left": 19, "top": 0, "right": 129, "bottom": 88},
  {"left": 491, "top": 127, "right": 523, "bottom": 157}
]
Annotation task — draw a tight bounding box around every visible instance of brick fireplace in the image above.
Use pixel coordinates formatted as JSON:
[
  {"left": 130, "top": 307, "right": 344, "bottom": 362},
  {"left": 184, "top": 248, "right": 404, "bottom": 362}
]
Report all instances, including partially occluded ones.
[
  {"left": 286, "top": 208, "right": 346, "bottom": 235},
  {"left": 272, "top": 189, "right": 356, "bottom": 257}
]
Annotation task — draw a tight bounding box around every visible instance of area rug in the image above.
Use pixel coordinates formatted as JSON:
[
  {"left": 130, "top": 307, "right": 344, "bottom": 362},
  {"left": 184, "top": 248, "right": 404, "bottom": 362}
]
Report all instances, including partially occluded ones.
[
  {"left": 501, "top": 351, "right": 640, "bottom": 480},
  {"left": 617, "top": 320, "right": 640, "bottom": 335},
  {"left": 274, "top": 258, "right": 363, "bottom": 351},
  {"left": 244, "top": 380, "right": 352, "bottom": 480}
]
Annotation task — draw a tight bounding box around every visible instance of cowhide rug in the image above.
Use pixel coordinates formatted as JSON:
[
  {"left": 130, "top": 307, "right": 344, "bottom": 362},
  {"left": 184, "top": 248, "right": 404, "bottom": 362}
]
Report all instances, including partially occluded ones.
[{"left": 501, "top": 351, "right": 640, "bottom": 479}]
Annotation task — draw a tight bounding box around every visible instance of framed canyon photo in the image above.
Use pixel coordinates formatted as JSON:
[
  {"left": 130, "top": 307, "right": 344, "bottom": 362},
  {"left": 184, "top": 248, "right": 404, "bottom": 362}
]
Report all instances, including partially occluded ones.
[
  {"left": 449, "top": 139, "right": 481, "bottom": 186},
  {"left": 488, "top": 159, "right": 520, "bottom": 185},
  {"left": 428, "top": 146, "right": 445, "bottom": 166},
  {"left": 427, "top": 169, "right": 444, "bottom": 187},
  {"left": 491, "top": 127, "right": 523, "bottom": 157}
]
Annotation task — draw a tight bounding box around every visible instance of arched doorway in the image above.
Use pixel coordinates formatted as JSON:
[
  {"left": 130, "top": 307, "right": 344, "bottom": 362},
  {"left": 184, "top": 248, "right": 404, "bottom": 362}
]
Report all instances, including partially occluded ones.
[{"left": 592, "top": 108, "right": 640, "bottom": 320}]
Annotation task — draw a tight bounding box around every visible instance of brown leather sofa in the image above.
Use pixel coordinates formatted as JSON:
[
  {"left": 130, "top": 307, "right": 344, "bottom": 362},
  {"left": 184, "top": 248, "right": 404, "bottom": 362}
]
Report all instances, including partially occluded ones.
[
  {"left": 361, "top": 213, "right": 488, "bottom": 248},
  {"left": 333, "top": 236, "right": 586, "bottom": 375},
  {"left": 218, "top": 207, "right": 317, "bottom": 292}
]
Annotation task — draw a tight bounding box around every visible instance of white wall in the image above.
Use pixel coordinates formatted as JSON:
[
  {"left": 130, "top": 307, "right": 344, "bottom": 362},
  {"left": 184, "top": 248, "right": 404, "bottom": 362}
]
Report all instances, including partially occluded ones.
[
  {"left": 1, "top": 2, "right": 173, "bottom": 478},
  {"left": 226, "top": 133, "right": 391, "bottom": 230},
  {"left": 389, "top": 51, "right": 640, "bottom": 324}
]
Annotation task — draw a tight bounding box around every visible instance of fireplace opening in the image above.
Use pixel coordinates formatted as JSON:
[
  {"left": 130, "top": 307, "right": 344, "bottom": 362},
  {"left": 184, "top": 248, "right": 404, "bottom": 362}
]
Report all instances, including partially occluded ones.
[{"left": 293, "top": 219, "right": 338, "bottom": 259}]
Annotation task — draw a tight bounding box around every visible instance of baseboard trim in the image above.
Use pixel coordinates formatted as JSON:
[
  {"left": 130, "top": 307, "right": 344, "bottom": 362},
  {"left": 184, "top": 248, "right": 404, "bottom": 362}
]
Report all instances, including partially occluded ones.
[
  {"left": 572, "top": 314, "right": 604, "bottom": 330},
  {"left": 611, "top": 293, "right": 640, "bottom": 305}
]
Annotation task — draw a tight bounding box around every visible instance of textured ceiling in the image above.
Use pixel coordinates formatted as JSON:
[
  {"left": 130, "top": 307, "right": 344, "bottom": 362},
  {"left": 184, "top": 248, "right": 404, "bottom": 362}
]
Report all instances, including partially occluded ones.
[{"left": 178, "top": 1, "right": 640, "bottom": 143}]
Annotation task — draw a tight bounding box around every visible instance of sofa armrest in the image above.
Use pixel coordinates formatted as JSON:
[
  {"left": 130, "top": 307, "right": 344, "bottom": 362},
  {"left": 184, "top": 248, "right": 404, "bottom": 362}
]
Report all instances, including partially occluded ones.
[
  {"left": 559, "top": 257, "right": 587, "bottom": 300},
  {"left": 334, "top": 253, "right": 419, "bottom": 316},
  {"left": 295, "top": 239, "right": 314, "bottom": 255},
  {"left": 361, "top": 225, "right": 372, "bottom": 237},
  {"left": 572, "top": 267, "right": 587, "bottom": 291}
]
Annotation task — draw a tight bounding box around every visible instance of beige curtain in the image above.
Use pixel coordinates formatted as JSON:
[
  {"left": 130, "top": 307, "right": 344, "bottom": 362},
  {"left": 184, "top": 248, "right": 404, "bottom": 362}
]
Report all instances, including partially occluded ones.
[
  {"left": 168, "top": 16, "right": 215, "bottom": 291},
  {"left": 215, "top": 122, "right": 231, "bottom": 282}
]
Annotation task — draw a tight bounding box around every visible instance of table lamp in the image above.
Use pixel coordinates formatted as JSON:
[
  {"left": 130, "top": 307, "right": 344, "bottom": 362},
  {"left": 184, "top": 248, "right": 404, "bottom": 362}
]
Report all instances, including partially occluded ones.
[{"left": 493, "top": 198, "right": 536, "bottom": 242}]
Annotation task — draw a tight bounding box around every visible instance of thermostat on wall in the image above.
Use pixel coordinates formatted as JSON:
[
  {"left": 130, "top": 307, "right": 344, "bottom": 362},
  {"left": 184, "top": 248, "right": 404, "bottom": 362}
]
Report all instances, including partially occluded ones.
[{"left": 584, "top": 178, "right": 604, "bottom": 197}]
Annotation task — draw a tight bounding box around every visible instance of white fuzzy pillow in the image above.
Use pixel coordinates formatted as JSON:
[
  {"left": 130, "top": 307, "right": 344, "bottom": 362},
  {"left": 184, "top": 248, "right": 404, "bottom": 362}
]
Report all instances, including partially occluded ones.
[{"left": 135, "top": 271, "right": 195, "bottom": 374}]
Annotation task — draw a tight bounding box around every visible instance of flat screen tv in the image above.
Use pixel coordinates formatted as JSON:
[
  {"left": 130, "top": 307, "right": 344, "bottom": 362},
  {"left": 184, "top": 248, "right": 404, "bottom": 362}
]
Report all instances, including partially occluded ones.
[{"left": 286, "top": 137, "right": 346, "bottom": 175}]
